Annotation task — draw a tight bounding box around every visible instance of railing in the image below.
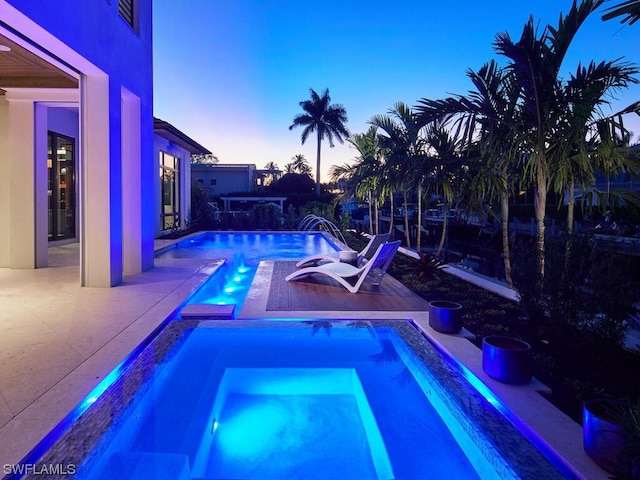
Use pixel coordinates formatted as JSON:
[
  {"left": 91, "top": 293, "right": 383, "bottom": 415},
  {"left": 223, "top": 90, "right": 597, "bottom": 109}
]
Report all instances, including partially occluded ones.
[{"left": 297, "top": 214, "right": 347, "bottom": 245}]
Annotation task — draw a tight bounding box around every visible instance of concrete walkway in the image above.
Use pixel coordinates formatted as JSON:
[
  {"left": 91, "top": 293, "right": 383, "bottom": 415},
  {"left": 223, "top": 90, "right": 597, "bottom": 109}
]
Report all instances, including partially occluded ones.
[{"left": 0, "top": 243, "right": 217, "bottom": 468}]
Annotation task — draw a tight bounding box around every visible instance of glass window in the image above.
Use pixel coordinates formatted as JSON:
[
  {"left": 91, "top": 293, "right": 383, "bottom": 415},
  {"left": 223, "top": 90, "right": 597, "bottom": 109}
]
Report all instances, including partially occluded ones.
[
  {"left": 160, "top": 152, "right": 180, "bottom": 230},
  {"left": 48, "top": 132, "right": 76, "bottom": 241}
]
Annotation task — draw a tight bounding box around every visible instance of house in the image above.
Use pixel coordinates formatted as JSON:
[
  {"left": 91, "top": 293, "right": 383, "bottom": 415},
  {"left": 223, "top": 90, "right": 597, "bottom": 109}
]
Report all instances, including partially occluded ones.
[
  {"left": 191, "top": 163, "right": 282, "bottom": 197},
  {"left": 0, "top": 0, "right": 153, "bottom": 287},
  {"left": 154, "top": 117, "right": 210, "bottom": 236}
]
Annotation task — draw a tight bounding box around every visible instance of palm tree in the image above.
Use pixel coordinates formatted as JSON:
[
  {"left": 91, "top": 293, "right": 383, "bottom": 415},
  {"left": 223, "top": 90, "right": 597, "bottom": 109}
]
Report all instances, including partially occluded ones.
[
  {"left": 330, "top": 127, "right": 386, "bottom": 235},
  {"left": 346, "top": 127, "right": 385, "bottom": 234},
  {"left": 550, "top": 60, "right": 639, "bottom": 234},
  {"left": 263, "top": 161, "right": 280, "bottom": 186},
  {"left": 602, "top": 0, "right": 640, "bottom": 24},
  {"left": 493, "top": 0, "right": 609, "bottom": 283},
  {"left": 290, "top": 154, "right": 312, "bottom": 176},
  {"left": 416, "top": 61, "right": 522, "bottom": 286},
  {"left": 289, "top": 88, "right": 349, "bottom": 195},
  {"left": 422, "top": 124, "right": 464, "bottom": 259},
  {"left": 369, "top": 102, "right": 426, "bottom": 248}
]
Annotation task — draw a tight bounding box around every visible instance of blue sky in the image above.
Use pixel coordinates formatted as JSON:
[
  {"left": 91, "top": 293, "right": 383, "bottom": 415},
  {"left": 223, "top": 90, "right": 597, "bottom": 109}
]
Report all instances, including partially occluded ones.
[{"left": 153, "top": 1, "right": 640, "bottom": 182}]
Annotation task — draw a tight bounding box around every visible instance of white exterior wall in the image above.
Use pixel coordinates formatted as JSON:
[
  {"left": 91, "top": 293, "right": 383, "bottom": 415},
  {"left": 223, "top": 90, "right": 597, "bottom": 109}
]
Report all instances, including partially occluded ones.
[
  {"left": 0, "top": 0, "right": 154, "bottom": 286},
  {"left": 153, "top": 136, "right": 193, "bottom": 237},
  {"left": 191, "top": 164, "right": 257, "bottom": 197},
  {"left": 0, "top": 98, "right": 9, "bottom": 266}
]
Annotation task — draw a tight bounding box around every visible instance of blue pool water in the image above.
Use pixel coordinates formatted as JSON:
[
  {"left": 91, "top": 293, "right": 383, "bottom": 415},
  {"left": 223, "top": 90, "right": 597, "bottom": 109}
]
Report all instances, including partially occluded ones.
[
  {"left": 79, "top": 324, "right": 520, "bottom": 480},
  {"left": 159, "top": 232, "right": 339, "bottom": 261},
  {"left": 159, "top": 232, "right": 340, "bottom": 314}
]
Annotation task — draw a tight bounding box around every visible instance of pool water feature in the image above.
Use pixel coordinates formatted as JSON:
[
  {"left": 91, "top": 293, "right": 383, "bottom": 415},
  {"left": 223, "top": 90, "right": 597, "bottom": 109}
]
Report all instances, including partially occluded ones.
[
  {"left": 159, "top": 232, "right": 340, "bottom": 316},
  {"left": 185, "top": 253, "right": 255, "bottom": 311},
  {"left": 55, "top": 321, "right": 567, "bottom": 480}
]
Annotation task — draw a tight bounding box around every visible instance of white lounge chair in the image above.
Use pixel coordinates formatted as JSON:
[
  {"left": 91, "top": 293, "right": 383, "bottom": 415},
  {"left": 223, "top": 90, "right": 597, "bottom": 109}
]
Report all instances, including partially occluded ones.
[
  {"left": 286, "top": 241, "right": 401, "bottom": 293},
  {"left": 295, "top": 233, "right": 391, "bottom": 268}
]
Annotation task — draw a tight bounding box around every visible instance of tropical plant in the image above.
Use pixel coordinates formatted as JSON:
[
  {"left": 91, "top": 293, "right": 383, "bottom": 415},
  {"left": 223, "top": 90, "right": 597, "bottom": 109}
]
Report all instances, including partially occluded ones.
[
  {"left": 416, "top": 61, "right": 522, "bottom": 285},
  {"left": 289, "top": 88, "right": 349, "bottom": 195},
  {"left": 190, "top": 153, "right": 219, "bottom": 164},
  {"left": 290, "top": 154, "right": 312, "bottom": 176},
  {"left": 602, "top": 0, "right": 640, "bottom": 25},
  {"left": 550, "top": 60, "right": 639, "bottom": 236},
  {"left": 263, "top": 161, "right": 280, "bottom": 186},
  {"left": 331, "top": 126, "right": 386, "bottom": 235},
  {"left": 369, "top": 102, "right": 426, "bottom": 248},
  {"left": 421, "top": 123, "right": 464, "bottom": 259},
  {"left": 604, "top": 396, "right": 640, "bottom": 480},
  {"left": 493, "top": 0, "right": 638, "bottom": 287}
]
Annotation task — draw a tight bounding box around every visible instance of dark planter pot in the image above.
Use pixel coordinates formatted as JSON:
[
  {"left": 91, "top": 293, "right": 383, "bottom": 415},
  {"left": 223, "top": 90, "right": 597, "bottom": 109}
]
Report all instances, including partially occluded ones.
[
  {"left": 428, "top": 300, "right": 463, "bottom": 334},
  {"left": 482, "top": 335, "right": 532, "bottom": 384},
  {"left": 583, "top": 399, "right": 637, "bottom": 476}
]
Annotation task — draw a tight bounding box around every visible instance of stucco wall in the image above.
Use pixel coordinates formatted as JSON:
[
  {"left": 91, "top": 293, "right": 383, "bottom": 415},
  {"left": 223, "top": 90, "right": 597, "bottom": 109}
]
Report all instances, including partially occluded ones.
[
  {"left": 0, "top": 98, "right": 9, "bottom": 266},
  {"left": 191, "top": 165, "right": 255, "bottom": 197},
  {"left": 2, "top": 0, "right": 155, "bottom": 283}
]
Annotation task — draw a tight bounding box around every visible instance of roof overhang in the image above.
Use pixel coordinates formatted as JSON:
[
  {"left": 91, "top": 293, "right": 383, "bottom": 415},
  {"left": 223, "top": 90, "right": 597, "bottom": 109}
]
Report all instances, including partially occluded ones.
[
  {"left": 0, "top": 30, "right": 78, "bottom": 89},
  {"left": 153, "top": 117, "right": 211, "bottom": 155}
]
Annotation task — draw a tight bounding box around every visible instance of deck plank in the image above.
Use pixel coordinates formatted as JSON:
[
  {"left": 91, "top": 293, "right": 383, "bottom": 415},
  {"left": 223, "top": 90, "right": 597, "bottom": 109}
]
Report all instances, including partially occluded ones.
[{"left": 267, "top": 261, "right": 430, "bottom": 312}]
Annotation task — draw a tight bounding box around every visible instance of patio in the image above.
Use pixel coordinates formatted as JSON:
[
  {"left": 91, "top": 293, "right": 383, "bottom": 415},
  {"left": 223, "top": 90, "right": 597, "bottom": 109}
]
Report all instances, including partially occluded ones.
[{"left": 0, "top": 242, "right": 609, "bottom": 479}]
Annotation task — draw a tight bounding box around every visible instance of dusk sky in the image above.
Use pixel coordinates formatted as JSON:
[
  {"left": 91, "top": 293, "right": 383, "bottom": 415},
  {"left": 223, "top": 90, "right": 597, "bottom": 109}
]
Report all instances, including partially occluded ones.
[{"left": 153, "top": 1, "right": 640, "bottom": 182}]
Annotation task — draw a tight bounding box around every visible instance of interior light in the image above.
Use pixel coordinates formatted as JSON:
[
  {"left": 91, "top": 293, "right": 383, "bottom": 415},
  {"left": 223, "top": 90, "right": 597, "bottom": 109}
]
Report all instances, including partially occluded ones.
[{"left": 0, "top": 45, "right": 11, "bottom": 52}]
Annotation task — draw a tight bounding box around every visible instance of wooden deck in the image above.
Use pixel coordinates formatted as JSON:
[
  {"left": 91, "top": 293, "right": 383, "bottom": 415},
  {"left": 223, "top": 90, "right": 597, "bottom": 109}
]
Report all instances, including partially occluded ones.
[{"left": 266, "top": 261, "right": 431, "bottom": 312}]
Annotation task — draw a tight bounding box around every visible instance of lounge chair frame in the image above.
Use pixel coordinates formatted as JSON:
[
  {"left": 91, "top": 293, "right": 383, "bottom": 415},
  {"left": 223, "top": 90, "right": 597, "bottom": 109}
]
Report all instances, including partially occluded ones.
[
  {"left": 295, "top": 233, "right": 391, "bottom": 268},
  {"left": 285, "top": 241, "right": 401, "bottom": 293}
]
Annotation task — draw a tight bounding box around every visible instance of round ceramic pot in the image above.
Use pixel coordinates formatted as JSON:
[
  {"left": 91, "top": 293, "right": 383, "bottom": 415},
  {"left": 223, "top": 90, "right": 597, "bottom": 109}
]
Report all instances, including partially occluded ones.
[
  {"left": 583, "top": 398, "right": 633, "bottom": 474},
  {"left": 428, "top": 300, "right": 463, "bottom": 334},
  {"left": 482, "top": 335, "right": 532, "bottom": 384}
]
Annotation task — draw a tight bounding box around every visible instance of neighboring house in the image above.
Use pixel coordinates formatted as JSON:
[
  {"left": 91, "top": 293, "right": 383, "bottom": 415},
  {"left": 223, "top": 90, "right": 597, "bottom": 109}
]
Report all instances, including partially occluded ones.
[
  {"left": 0, "top": 0, "right": 153, "bottom": 287},
  {"left": 154, "top": 118, "right": 210, "bottom": 237},
  {"left": 192, "top": 163, "right": 282, "bottom": 197},
  {"left": 192, "top": 163, "right": 258, "bottom": 197}
]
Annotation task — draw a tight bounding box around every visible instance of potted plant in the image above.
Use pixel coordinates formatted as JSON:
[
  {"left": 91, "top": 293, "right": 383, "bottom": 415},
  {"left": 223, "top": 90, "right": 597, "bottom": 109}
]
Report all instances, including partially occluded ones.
[
  {"left": 482, "top": 335, "right": 532, "bottom": 384},
  {"left": 428, "top": 300, "right": 463, "bottom": 334},
  {"left": 583, "top": 397, "right": 640, "bottom": 479}
]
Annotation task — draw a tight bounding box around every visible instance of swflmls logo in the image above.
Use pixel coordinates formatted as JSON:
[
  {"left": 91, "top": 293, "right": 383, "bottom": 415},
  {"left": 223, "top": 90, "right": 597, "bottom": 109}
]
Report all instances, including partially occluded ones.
[{"left": 3, "top": 464, "right": 77, "bottom": 475}]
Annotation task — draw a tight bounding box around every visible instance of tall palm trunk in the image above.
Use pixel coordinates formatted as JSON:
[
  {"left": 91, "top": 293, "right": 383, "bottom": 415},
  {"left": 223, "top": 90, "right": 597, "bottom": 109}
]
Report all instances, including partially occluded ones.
[
  {"left": 562, "top": 177, "right": 576, "bottom": 292},
  {"left": 416, "top": 184, "right": 423, "bottom": 252},
  {"left": 534, "top": 171, "right": 548, "bottom": 291},
  {"left": 368, "top": 191, "right": 374, "bottom": 235},
  {"left": 403, "top": 189, "right": 411, "bottom": 248},
  {"left": 500, "top": 192, "right": 513, "bottom": 288},
  {"left": 566, "top": 177, "right": 575, "bottom": 234},
  {"left": 374, "top": 201, "right": 380, "bottom": 235},
  {"left": 435, "top": 209, "right": 448, "bottom": 259},
  {"left": 388, "top": 194, "right": 394, "bottom": 234},
  {"left": 315, "top": 130, "right": 322, "bottom": 196}
]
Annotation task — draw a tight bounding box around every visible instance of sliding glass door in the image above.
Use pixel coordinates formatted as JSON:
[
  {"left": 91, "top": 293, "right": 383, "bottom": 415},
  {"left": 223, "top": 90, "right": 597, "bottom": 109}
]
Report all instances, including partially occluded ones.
[{"left": 48, "top": 132, "right": 76, "bottom": 241}]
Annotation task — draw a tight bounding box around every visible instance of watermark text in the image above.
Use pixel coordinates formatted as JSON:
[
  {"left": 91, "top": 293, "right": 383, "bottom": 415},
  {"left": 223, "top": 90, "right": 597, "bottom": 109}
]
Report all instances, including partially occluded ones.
[{"left": 3, "top": 463, "right": 76, "bottom": 476}]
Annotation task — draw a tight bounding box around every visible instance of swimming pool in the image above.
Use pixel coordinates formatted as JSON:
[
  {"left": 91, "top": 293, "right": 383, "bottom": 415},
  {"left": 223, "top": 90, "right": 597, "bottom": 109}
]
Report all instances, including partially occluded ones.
[
  {"left": 22, "top": 320, "right": 567, "bottom": 480},
  {"left": 158, "top": 231, "right": 339, "bottom": 261},
  {"left": 158, "top": 232, "right": 340, "bottom": 315}
]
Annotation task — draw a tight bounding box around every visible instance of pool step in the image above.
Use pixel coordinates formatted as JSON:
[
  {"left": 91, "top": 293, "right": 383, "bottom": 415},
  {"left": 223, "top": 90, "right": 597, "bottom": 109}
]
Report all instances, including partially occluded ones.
[{"left": 181, "top": 304, "right": 236, "bottom": 319}]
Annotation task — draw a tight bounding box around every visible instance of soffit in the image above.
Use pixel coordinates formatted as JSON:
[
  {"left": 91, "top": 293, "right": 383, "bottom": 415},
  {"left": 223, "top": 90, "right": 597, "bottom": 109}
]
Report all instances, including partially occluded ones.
[{"left": 0, "top": 32, "right": 78, "bottom": 89}]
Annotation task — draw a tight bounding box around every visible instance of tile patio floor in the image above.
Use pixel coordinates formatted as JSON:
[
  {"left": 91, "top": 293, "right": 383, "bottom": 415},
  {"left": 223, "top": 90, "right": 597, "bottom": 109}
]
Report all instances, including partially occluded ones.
[{"left": 0, "top": 242, "right": 609, "bottom": 479}]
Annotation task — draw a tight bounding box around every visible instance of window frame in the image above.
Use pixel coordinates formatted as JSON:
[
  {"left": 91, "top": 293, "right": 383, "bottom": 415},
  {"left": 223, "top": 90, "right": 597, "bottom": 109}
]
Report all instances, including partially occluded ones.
[{"left": 159, "top": 151, "right": 180, "bottom": 231}]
